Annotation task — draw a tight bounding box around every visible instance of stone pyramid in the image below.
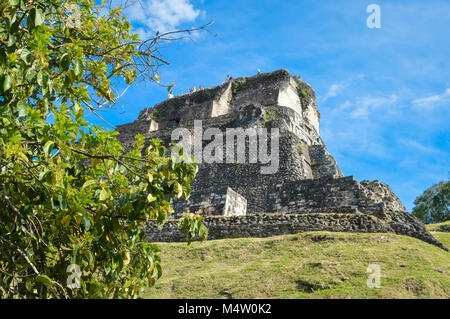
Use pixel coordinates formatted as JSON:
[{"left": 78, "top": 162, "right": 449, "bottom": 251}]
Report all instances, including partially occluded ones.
[{"left": 116, "top": 69, "right": 447, "bottom": 250}]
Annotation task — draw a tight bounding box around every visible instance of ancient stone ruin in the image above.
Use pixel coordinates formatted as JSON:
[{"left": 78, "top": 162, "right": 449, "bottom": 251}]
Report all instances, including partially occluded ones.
[{"left": 116, "top": 69, "right": 447, "bottom": 250}]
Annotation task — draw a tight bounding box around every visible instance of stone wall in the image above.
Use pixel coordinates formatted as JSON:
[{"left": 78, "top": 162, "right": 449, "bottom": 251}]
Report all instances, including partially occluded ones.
[
  {"left": 267, "top": 176, "right": 405, "bottom": 214},
  {"left": 308, "top": 145, "right": 343, "bottom": 179},
  {"left": 438, "top": 224, "right": 450, "bottom": 232},
  {"left": 145, "top": 211, "right": 447, "bottom": 251},
  {"left": 146, "top": 212, "right": 392, "bottom": 242}
]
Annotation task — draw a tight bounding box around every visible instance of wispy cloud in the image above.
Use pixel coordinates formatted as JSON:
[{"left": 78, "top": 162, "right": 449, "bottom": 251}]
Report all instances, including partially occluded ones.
[
  {"left": 331, "top": 94, "right": 399, "bottom": 119},
  {"left": 321, "top": 82, "right": 349, "bottom": 102},
  {"left": 349, "top": 94, "right": 398, "bottom": 119},
  {"left": 320, "top": 74, "right": 365, "bottom": 102},
  {"left": 413, "top": 88, "right": 450, "bottom": 109},
  {"left": 124, "top": 0, "right": 204, "bottom": 37},
  {"left": 397, "top": 138, "right": 444, "bottom": 155}
]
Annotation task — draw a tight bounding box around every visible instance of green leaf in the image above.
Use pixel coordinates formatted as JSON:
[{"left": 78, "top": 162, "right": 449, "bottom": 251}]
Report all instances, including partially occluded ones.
[
  {"left": 34, "top": 8, "right": 45, "bottom": 26},
  {"left": 35, "top": 275, "right": 54, "bottom": 289},
  {"left": 72, "top": 245, "right": 79, "bottom": 265},
  {"left": 74, "top": 59, "right": 83, "bottom": 76},
  {"left": 3, "top": 74, "right": 12, "bottom": 92},
  {"left": 9, "top": 0, "right": 19, "bottom": 6},
  {"left": 84, "top": 213, "right": 91, "bottom": 231},
  {"left": 104, "top": 264, "right": 111, "bottom": 275},
  {"left": 156, "top": 263, "right": 163, "bottom": 279},
  {"left": 25, "top": 279, "right": 34, "bottom": 291},
  {"left": 37, "top": 70, "right": 49, "bottom": 88},
  {"left": 20, "top": 49, "right": 32, "bottom": 64},
  {"left": 175, "top": 182, "right": 183, "bottom": 198},
  {"left": 99, "top": 188, "right": 110, "bottom": 201},
  {"left": 74, "top": 101, "right": 83, "bottom": 114},
  {"left": 61, "top": 215, "right": 71, "bottom": 227},
  {"left": 59, "top": 53, "right": 71, "bottom": 71},
  {"left": 25, "top": 67, "right": 37, "bottom": 83},
  {"left": 17, "top": 101, "right": 28, "bottom": 117},
  {"left": 7, "top": 34, "right": 16, "bottom": 47},
  {"left": 43, "top": 141, "right": 54, "bottom": 158},
  {"left": 39, "top": 168, "right": 50, "bottom": 181},
  {"left": 59, "top": 144, "right": 71, "bottom": 161},
  {"left": 147, "top": 194, "right": 156, "bottom": 202},
  {"left": 198, "top": 223, "right": 208, "bottom": 239},
  {"left": 81, "top": 180, "right": 97, "bottom": 190}
]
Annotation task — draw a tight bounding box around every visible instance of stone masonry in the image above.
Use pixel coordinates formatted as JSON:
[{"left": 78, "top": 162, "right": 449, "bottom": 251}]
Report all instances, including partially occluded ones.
[{"left": 116, "top": 69, "right": 448, "bottom": 251}]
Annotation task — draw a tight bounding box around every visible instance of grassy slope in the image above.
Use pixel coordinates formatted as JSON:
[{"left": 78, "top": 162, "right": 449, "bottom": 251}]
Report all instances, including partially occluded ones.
[
  {"left": 144, "top": 230, "right": 450, "bottom": 299},
  {"left": 431, "top": 232, "right": 450, "bottom": 251},
  {"left": 426, "top": 221, "right": 450, "bottom": 254}
]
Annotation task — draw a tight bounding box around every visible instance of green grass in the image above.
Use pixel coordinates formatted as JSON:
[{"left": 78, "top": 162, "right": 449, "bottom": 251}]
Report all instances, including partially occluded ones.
[
  {"left": 143, "top": 231, "right": 450, "bottom": 299},
  {"left": 425, "top": 220, "right": 450, "bottom": 232},
  {"left": 426, "top": 221, "right": 450, "bottom": 252},
  {"left": 432, "top": 232, "right": 450, "bottom": 250}
]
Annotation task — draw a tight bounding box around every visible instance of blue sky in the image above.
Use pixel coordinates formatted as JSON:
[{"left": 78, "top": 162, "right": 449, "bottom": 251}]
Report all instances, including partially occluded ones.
[{"left": 94, "top": 0, "right": 450, "bottom": 212}]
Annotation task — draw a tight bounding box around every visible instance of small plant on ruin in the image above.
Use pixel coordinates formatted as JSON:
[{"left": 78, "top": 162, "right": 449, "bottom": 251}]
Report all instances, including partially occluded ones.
[
  {"left": 263, "top": 108, "right": 277, "bottom": 127},
  {"left": 297, "top": 142, "right": 309, "bottom": 154}
]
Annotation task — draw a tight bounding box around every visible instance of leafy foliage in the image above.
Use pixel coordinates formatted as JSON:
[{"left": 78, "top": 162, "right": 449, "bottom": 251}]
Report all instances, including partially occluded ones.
[
  {"left": 301, "top": 89, "right": 307, "bottom": 98},
  {"left": 0, "top": 0, "right": 206, "bottom": 298},
  {"left": 413, "top": 180, "right": 450, "bottom": 224}
]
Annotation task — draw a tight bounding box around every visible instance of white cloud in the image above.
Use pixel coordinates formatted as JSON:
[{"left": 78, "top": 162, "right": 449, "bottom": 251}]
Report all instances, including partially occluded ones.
[
  {"left": 397, "top": 138, "right": 443, "bottom": 155},
  {"left": 321, "top": 82, "right": 349, "bottom": 102},
  {"left": 413, "top": 88, "right": 450, "bottom": 109},
  {"left": 320, "top": 74, "right": 365, "bottom": 102},
  {"left": 339, "top": 100, "right": 352, "bottom": 109},
  {"left": 349, "top": 94, "right": 398, "bottom": 119},
  {"left": 123, "top": 0, "right": 204, "bottom": 37}
]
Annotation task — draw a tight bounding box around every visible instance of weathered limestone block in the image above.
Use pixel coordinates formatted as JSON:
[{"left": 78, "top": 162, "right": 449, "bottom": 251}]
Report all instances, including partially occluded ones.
[
  {"left": 308, "top": 145, "right": 343, "bottom": 179},
  {"left": 223, "top": 187, "right": 247, "bottom": 216},
  {"left": 267, "top": 177, "right": 405, "bottom": 215},
  {"left": 171, "top": 186, "right": 246, "bottom": 218},
  {"left": 359, "top": 180, "right": 406, "bottom": 212}
]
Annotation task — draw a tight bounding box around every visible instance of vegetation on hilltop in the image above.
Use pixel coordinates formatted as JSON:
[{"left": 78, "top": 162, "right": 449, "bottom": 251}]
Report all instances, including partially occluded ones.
[{"left": 413, "top": 180, "right": 450, "bottom": 224}]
